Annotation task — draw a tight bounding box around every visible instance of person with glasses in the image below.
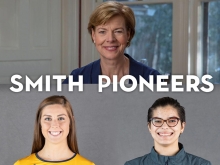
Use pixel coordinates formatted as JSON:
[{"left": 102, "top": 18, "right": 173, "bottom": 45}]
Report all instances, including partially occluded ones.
[
  {"left": 14, "top": 95, "right": 95, "bottom": 165},
  {"left": 124, "top": 97, "right": 211, "bottom": 165}
]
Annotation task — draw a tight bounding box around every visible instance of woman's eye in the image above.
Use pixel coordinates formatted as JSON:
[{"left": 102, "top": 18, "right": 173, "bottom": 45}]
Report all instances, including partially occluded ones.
[
  {"left": 154, "top": 120, "right": 162, "bottom": 123},
  {"left": 58, "top": 117, "right": 65, "bottom": 121},
  {"left": 98, "top": 31, "right": 105, "bottom": 34},
  {"left": 115, "top": 30, "right": 123, "bottom": 33},
  {"left": 45, "top": 118, "right": 51, "bottom": 121},
  {"left": 169, "top": 119, "right": 177, "bottom": 123}
]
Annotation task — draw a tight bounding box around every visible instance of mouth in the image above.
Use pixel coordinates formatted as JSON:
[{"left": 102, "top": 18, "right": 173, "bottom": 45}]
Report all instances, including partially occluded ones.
[
  {"left": 49, "top": 131, "right": 62, "bottom": 136},
  {"left": 103, "top": 46, "right": 118, "bottom": 51},
  {"left": 157, "top": 132, "right": 173, "bottom": 137}
]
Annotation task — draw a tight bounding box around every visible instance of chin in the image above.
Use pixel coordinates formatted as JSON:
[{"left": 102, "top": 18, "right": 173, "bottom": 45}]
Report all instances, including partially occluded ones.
[
  {"left": 156, "top": 140, "right": 179, "bottom": 147},
  {"left": 102, "top": 53, "right": 123, "bottom": 60},
  {"left": 49, "top": 139, "right": 65, "bottom": 144},
  {"left": 159, "top": 142, "right": 173, "bottom": 147}
]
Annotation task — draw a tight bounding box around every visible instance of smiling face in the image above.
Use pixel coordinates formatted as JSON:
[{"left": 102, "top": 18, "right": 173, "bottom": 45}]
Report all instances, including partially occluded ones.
[
  {"left": 40, "top": 104, "right": 70, "bottom": 145},
  {"left": 148, "top": 105, "right": 185, "bottom": 148},
  {"left": 92, "top": 15, "right": 130, "bottom": 61}
]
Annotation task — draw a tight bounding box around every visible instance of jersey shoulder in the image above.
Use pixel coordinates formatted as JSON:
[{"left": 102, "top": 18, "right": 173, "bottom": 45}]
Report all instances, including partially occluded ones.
[{"left": 72, "top": 154, "right": 95, "bottom": 165}]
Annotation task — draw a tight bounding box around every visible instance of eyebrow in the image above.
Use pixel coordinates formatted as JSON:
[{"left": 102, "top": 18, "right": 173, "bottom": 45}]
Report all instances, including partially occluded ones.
[
  {"left": 43, "top": 114, "right": 67, "bottom": 117},
  {"left": 58, "top": 114, "right": 67, "bottom": 117},
  {"left": 153, "top": 116, "right": 179, "bottom": 119},
  {"left": 97, "top": 27, "right": 124, "bottom": 30}
]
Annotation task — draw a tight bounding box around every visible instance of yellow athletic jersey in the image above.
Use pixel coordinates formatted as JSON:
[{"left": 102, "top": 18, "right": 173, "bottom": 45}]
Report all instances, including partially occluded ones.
[{"left": 14, "top": 153, "right": 95, "bottom": 165}]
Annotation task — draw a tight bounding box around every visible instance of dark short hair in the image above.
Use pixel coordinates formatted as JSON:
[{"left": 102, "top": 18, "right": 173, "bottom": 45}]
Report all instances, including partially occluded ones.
[{"left": 147, "top": 97, "right": 185, "bottom": 123}]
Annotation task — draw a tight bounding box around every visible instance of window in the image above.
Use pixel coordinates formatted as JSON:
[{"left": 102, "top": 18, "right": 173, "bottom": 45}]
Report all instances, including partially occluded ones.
[
  {"left": 202, "top": 1, "right": 220, "bottom": 84},
  {"left": 126, "top": 4, "right": 172, "bottom": 75}
]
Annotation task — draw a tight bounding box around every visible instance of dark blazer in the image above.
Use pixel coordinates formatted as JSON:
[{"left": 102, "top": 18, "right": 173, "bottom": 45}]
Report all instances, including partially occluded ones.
[
  {"left": 124, "top": 143, "right": 211, "bottom": 165},
  {"left": 63, "top": 54, "right": 160, "bottom": 84}
]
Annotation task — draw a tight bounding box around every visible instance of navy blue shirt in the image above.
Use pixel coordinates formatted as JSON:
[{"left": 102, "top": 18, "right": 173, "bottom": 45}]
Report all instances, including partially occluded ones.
[
  {"left": 124, "top": 143, "right": 211, "bottom": 165},
  {"left": 63, "top": 54, "right": 160, "bottom": 84}
]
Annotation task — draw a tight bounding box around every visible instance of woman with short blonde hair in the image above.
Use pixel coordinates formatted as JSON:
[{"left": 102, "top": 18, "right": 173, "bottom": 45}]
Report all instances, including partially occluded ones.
[{"left": 63, "top": 1, "right": 160, "bottom": 84}]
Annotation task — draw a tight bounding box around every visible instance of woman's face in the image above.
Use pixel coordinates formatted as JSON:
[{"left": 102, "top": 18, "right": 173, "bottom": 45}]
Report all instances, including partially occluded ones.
[
  {"left": 92, "top": 15, "right": 130, "bottom": 61},
  {"left": 148, "top": 105, "right": 185, "bottom": 148},
  {"left": 40, "top": 104, "right": 70, "bottom": 145}
]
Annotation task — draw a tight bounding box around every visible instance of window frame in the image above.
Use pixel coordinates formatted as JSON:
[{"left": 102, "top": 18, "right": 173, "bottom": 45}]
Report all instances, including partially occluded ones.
[
  {"left": 188, "top": 0, "right": 219, "bottom": 78},
  {"left": 62, "top": 0, "right": 79, "bottom": 74}
]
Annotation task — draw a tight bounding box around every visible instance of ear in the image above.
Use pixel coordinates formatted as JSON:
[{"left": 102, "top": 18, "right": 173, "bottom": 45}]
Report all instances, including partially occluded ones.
[
  {"left": 148, "top": 122, "right": 152, "bottom": 134},
  {"left": 180, "top": 122, "right": 186, "bottom": 133},
  {"left": 92, "top": 28, "right": 96, "bottom": 43},
  {"left": 127, "top": 28, "right": 131, "bottom": 41}
]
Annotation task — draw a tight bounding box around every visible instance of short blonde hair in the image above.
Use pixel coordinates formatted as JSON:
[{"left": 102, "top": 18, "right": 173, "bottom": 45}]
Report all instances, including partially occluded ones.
[{"left": 88, "top": 1, "right": 135, "bottom": 47}]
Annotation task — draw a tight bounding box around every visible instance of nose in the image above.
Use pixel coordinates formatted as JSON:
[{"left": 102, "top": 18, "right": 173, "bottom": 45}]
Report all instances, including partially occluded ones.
[
  {"left": 51, "top": 120, "right": 59, "bottom": 128},
  {"left": 161, "top": 121, "right": 169, "bottom": 129},
  {"left": 106, "top": 32, "right": 116, "bottom": 42}
]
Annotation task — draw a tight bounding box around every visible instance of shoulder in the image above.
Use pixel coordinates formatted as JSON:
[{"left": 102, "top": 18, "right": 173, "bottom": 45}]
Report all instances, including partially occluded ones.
[
  {"left": 62, "top": 59, "right": 100, "bottom": 84},
  {"left": 70, "top": 60, "right": 100, "bottom": 76},
  {"left": 73, "top": 154, "right": 95, "bottom": 165},
  {"left": 126, "top": 54, "right": 161, "bottom": 76},
  {"left": 14, "top": 154, "right": 37, "bottom": 165},
  {"left": 185, "top": 152, "right": 211, "bottom": 165},
  {"left": 125, "top": 54, "right": 160, "bottom": 83},
  {"left": 124, "top": 154, "right": 151, "bottom": 165}
]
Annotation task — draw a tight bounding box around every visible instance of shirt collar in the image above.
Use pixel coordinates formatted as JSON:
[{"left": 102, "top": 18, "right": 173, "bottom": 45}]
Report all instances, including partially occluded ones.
[{"left": 150, "top": 143, "right": 186, "bottom": 164}]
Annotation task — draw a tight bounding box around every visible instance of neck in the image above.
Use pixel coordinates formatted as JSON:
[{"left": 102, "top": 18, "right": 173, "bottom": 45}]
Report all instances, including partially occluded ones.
[
  {"left": 154, "top": 142, "right": 180, "bottom": 156},
  {"left": 38, "top": 141, "right": 74, "bottom": 161},
  {"left": 100, "top": 55, "right": 129, "bottom": 82}
]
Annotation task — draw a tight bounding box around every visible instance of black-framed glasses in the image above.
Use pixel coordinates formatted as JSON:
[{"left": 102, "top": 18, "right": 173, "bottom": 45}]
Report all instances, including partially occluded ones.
[{"left": 150, "top": 117, "right": 180, "bottom": 127}]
